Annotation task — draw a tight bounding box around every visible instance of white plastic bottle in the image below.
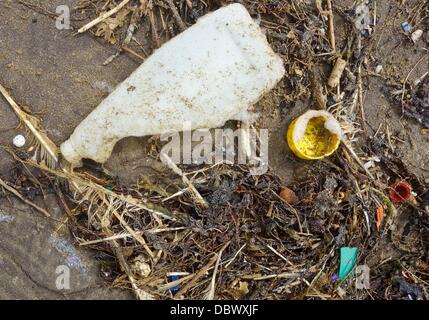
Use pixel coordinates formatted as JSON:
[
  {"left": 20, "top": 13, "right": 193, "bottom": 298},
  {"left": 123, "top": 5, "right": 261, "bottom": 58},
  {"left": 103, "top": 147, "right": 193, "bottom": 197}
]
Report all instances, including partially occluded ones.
[{"left": 61, "top": 3, "right": 285, "bottom": 167}]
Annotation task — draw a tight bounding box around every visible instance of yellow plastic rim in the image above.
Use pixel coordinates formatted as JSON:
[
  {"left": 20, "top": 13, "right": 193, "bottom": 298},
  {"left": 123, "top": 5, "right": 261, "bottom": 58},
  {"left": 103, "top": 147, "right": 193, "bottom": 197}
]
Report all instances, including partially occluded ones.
[{"left": 287, "top": 112, "right": 341, "bottom": 160}]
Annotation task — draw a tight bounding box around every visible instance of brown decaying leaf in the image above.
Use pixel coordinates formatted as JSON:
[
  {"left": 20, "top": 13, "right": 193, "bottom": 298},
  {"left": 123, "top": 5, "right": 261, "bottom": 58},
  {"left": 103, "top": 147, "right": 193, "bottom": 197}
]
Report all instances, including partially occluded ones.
[
  {"left": 279, "top": 186, "right": 299, "bottom": 205},
  {"left": 95, "top": 7, "right": 131, "bottom": 44}
]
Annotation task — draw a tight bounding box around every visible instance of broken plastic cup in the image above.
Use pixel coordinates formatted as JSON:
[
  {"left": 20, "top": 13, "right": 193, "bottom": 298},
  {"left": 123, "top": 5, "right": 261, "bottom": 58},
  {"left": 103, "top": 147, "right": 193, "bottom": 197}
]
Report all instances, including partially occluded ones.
[
  {"left": 389, "top": 181, "right": 413, "bottom": 203},
  {"left": 286, "top": 110, "right": 342, "bottom": 160},
  {"left": 60, "top": 4, "right": 285, "bottom": 167}
]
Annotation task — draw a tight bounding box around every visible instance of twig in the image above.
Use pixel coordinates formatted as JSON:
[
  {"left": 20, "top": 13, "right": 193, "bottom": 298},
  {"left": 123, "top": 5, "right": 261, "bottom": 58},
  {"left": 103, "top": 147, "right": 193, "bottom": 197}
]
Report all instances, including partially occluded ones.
[
  {"left": 77, "top": 0, "right": 132, "bottom": 33},
  {"left": 162, "top": 187, "right": 188, "bottom": 202},
  {"left": 356, "top": 35, "right": 367, "bottom": 133},
  {"left": 224, "top": 244, "right": 246, "bottom": 268},
  {"left": 253, "top": 272, "right": 300, "bottom": 281},
  {"left": 342, "top": 141, "right": 374, "bottom": 180},
  {"left": 185, "top": 0, "right": 193, "bottom": 9},
  {"left": 112, "top": 210, "right": 155, "bottom": 259},
  {"left": 79, "top": 227, "right": 187, "bottom": 246},
  {"left": 108, "top": 235, "right": 154, "bottom": 300},
  {"left": 121, "top": 46, "right": 145, "bottom": 61},
  {"left": 266, "top": 244, "right": 294, "bottom": 266},
  {"left": 307, "top": 246, "right": 336, "bottom": 289},
  {"left": 0, "top": 177, "right": 50, "bottom": 217},
  {"left": 271, "top": 190, "right": 303, "bottom": 233},
  {"left": 149, "top": 9, "right": 161, "bottom": 48},
  {"left": 54, "top": 183, "right": 77, "bottom": 223},
  {"left": 205, "top": 242, "right": 227, "bottom": 300},
  {"left": 160, "top": 152, "right": 208, "bottom": 209},
  {"left": 174, "top": 241, "right": 230, "bottom": 298},
  {"left": 326, "top": 0, "right": 336, "bottom": 51},
  {"left": 401, "top": 54, "right": 428, "bottom": 112},
  {"left": 0, "top": 82, "right": 58, "bottom": 166},
  {"left": 164, "top": 0, "right": 187, "bottom": 32},
  {"left": 7, "top": 152, "right": 177, "bottom": 222},
  {"left": 373, "top": 0, "right": 377, "bottom": 32}
]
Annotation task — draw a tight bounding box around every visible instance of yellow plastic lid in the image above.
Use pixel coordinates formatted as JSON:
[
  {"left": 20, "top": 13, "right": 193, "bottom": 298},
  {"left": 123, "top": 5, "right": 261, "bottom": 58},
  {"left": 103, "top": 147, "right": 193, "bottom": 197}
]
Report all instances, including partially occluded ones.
[{"left": 287, "top": 110, "right": 342, "bottom": 160}]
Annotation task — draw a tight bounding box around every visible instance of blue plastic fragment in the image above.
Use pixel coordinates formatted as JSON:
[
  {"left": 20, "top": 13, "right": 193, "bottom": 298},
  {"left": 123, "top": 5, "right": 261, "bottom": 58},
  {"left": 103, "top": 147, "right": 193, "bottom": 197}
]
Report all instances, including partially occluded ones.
[
  {"left": 338, "top": 247, "right": 358, "bottom": 280},
  {"left": 401, "top": 22, "right": 411, "bottom": 33},
  {"left": 169, "top": 275, "right": 181, "bottom": 293}
]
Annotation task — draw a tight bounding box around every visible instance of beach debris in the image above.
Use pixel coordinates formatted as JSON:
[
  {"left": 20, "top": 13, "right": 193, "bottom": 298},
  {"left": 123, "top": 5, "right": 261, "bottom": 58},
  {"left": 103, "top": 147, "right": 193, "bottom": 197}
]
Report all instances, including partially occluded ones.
[
  {"left": 389, "top": 181, "right": 412, "bottom": 203},
  {"left": 411, "top": 29, "right": 423, "bottom": 43},
  {"left": 0, "top": 177, "right": 50, "bottom": 217},
  {"left": 337, "top": 286, "right": 347, "bottom": 297},
  {"left": 287, "top": 110, "right": 343, "bottom": 160},
  {"left": 78, "top": 0, "right": 132, "bottom": 34},
  {"left": 93, "top": 80, "right": 115, "bottom": 94},
  {"left": 130, "top": 255, "right": 151, "bottom": 278},
  {"left": 229, "top": 281, "right": 250, "bottom": 300},
  {"left": 364, "top": 156, "right": 381, "bottom": 170},
  {"left": 326, "top": 0, "right": 336, "bottom": 50},
  {"left": 354, "top": 2, "right": 371, "bottom": 35},
  {"left": 94, "top": 5, "right": 131, "bottom": 44},
  {"left": 12, "top": 134, "right": 26, "bottom": 148},
  {"left": 0, "top": 83, "right": 58, "bottom": 168},
  {"left": 394, "top": 276, "right": 422, "bottom": 299},
  {"left": 375, "top": 64, "right": 383, "bottom": 74},
  {"left": 169, "top": 275, "right": 181, "bottom": 294},
  {"left": 403, "top": 74, "right": 429, "bottom": 128},
  {"left": 279, "top": 186, "right": 299, "bottom": 205},
  {"left": 376, "top": 206, "right": 384, "bottom": 231},
  {"left": 339, "top": 247, "right": 358, "bottom": 280},
  {"left": 61, "top": 4, "right": 285, "bottom": 167},
  {"left": 401, "top": 22, "right": 411, "bottom": 33},
  {"left": 2, "top": 0, "right": 428, "bottom": 301},
  {"left": 0, "top": 211, "right": 14, "bottom": 223},
  {"left": 328, "top": 58, "right": 347, "bottom": 88},
  {"left": 422, "top": 191, "right": 429, "bottom": 215}
]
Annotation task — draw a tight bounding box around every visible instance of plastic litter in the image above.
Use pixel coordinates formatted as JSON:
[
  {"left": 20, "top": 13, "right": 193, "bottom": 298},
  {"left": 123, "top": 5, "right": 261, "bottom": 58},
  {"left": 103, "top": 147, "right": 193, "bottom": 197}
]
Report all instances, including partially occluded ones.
[
  {"left": 411, "top": 29, "right": 423, "bottom": 43},
  {"left": 339, "top": 247, "right": 358, "bottom": 280},
  {"left": 389, "top": 181, "right": 412, "bottom": 203},
  {"left": 354, "top": 3, "right": 371, "bottom": 35},
  {"left": 286, "top": 110, "right": 342, "bottom": 160},
  {"left": 169, "top": 275, "right": 181, "bottom": 294},
  {"left": 401, "top": 22, "right": 411, "bottom": 33},
  {"left": 375, "top": 64, "right": 383, "bottom": 74},
  {"left": 395, "top": 276, "right": 422, "bottom": 299},
  {"left": 13, "top": 134, "right": 26, "bottom": 148},
  {"left": 60, "top": 3, "right": 285, "bottom": 167}
]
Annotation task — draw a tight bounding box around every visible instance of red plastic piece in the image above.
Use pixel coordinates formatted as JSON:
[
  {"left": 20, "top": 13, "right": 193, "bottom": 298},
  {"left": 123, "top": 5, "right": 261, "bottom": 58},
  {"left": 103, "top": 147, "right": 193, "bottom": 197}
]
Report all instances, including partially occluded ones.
[{"left": 389, "top": 181, "right": 412, "bottom": 203}]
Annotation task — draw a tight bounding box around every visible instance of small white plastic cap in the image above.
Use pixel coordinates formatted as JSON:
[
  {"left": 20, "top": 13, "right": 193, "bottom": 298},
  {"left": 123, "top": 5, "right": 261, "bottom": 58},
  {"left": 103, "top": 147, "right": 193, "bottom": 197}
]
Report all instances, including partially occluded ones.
[{"left": 13, "top": 134, "right": 26, "bottom": 148}]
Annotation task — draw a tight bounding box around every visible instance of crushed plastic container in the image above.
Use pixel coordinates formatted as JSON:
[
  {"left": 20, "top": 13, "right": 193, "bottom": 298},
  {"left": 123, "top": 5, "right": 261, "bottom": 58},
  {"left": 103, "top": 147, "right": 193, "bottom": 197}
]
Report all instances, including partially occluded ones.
[
  {"left": 287, "top": 110, "right": 343, "bottom": 160},
  {"left": 61, "top": 3, "right": 285, "bottom": 167}
]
